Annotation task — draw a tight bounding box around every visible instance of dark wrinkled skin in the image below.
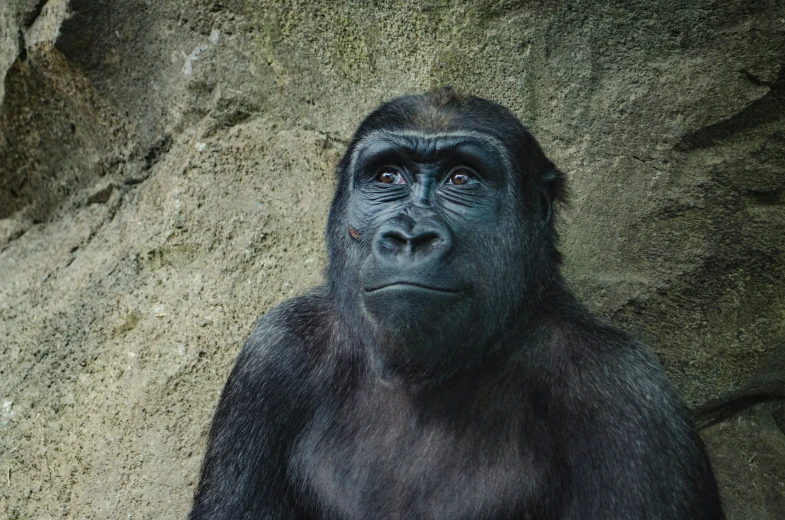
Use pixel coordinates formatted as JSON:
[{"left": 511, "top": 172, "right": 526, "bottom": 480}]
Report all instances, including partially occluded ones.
[{"left": 188, "top": 90, "right": 724, "bottom": 520}]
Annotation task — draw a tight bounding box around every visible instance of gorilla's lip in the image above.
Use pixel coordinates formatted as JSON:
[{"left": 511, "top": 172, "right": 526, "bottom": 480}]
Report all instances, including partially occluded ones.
[{"left": 364, "top": 282, "right": 462, "bottom": 294}]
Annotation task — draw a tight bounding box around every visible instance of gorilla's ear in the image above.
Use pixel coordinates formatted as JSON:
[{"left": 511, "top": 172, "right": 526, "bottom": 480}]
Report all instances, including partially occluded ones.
[{"left": 539, "top": 169, "right": 568, "bottom": 226}]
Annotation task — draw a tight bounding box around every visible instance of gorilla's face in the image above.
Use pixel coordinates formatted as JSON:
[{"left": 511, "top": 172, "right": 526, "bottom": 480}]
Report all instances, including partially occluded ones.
[
  {"left": 340, "top": 130, "right": 532, "bottom": 375},
  {"left": 325, "top": 93, "right": 561, "bottom": 379}
]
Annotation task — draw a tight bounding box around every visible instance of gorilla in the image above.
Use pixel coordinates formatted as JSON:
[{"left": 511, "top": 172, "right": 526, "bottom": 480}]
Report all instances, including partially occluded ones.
[{"left": 188, "top": 89, "right": 724, "bottom": 519}]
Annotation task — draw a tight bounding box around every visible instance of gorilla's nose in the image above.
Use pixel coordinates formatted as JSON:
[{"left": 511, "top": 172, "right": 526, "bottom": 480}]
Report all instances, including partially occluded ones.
[{"left": 372, "top": 219, "right": 452, "bottom": 266}]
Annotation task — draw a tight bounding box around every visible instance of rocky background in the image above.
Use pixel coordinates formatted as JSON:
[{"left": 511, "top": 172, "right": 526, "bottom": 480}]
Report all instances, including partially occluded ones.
[{"left": 1, "top": 1, "right": 783, "bottom": 518}]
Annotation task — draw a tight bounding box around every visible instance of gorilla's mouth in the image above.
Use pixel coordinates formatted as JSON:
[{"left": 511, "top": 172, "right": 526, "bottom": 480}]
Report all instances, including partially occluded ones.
[{"left": 364, "top": 282, "right": 462, "bottom": 294}]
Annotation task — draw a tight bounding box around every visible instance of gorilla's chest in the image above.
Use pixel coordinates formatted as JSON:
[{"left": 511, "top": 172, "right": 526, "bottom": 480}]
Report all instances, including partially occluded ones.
[{"left": 291, "top": 382, "right": 555, "bottom": 520}]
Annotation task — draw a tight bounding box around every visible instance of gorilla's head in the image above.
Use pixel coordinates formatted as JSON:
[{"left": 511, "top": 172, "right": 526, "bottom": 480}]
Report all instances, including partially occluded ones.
[{"left": 326, "top": 89, "right": 566, "bottom": 380}]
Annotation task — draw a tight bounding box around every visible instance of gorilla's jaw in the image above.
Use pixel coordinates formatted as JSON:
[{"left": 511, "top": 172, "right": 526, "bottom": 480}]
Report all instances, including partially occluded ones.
[{"left": 358, "top": 284, "right": 498, "bottom": 380}]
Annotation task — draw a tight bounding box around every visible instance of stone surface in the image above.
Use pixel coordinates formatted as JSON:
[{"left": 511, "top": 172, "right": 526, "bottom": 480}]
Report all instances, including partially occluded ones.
[{"left": 1, "top": 1, "right": 783, "bottom": 518}]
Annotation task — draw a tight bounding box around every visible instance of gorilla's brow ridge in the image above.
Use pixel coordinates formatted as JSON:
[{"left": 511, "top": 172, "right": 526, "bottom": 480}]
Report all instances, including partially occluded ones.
[{"left": 348, "top": 129, "right": 513, "bottom": 180}]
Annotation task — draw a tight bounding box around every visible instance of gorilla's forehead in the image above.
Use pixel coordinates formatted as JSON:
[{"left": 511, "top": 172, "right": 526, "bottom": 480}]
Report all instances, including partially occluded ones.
[{"left": 349, "top": 129, "right": 512, "bottom": 174}]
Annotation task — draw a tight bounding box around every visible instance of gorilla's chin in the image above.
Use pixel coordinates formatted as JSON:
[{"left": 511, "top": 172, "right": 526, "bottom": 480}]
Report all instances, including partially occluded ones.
[{"left": 362, "top": 288, "right": 479, "bottom": 377}]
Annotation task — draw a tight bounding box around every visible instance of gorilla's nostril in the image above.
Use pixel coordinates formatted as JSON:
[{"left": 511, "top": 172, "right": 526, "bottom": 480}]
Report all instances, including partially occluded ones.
[
  {"left": 411, "top": 232, "right": 441, "bottom": 249},
  {"left": 380, "top": 231, "right": 408, "bottom": 252}
]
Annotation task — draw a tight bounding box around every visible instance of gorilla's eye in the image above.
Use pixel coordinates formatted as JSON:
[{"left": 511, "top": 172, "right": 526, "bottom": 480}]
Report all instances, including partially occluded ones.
[
  {"left": 447, "top": 168, "right": 473, "bottom": 185},
  {"left": 376, "top": 169, "right": 406, "bottom": 185}
]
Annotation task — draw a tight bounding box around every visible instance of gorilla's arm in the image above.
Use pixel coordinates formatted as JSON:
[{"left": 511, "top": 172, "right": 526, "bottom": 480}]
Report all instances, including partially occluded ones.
[
  {"left": 188, "top": 303, "right": 314, "bottom": 520},
  {"left": 562, "top": 337, "right": 724, "bottom": 519}
]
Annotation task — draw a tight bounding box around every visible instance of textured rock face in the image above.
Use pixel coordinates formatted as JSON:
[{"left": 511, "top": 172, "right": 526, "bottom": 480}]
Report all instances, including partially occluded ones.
[{"left": 0, "top": 1, "right": 783, "bottom": 518}]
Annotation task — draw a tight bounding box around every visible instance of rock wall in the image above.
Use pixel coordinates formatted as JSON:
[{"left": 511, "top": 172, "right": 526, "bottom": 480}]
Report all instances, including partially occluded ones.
[{"left": 1, "top": 1, "right": 783, "bottom": 518}]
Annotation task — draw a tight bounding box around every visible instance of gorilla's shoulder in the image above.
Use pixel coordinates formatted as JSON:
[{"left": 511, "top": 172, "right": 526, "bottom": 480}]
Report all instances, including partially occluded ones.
[
  {"left": 253, "top": 287, "right": 335, "bottom": 339},
  {"left": 232, "top": 287, "right": 343, "bottom": 382},
  {"left": 554, "top": 313, "right": 683, "bottom": 416}
]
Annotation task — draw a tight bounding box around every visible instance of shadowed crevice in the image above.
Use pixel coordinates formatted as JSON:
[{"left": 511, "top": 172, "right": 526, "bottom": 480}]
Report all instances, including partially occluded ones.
[
  {"left": 676, "top": 63, "right": 785, "bottom": 152},
  {"left": 692, "top": 393, "right": 785, "bottom": 430}
]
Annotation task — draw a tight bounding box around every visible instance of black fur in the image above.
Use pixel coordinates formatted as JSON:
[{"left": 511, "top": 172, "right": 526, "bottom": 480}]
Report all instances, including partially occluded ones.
[{"left": 188, "top": 89, "right": 724, "bottom": 519}]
